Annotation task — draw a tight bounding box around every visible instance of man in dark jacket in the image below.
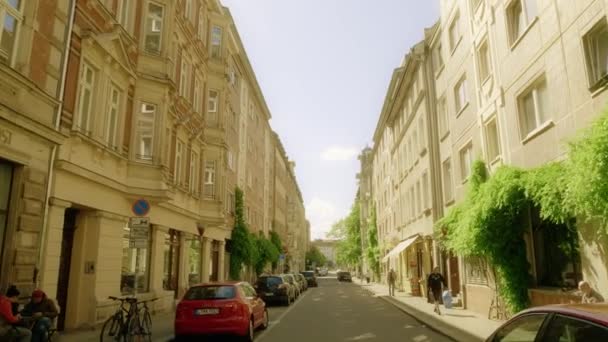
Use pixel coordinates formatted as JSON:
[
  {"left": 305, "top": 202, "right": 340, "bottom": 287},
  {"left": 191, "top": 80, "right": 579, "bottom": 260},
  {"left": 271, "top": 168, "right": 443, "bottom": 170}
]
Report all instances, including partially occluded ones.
[
  {"left": 427, "top": 267, "right": 447, "bottom": 315},
  {"left": 21, "top": 289, "right": 58, "bottom": 342}
]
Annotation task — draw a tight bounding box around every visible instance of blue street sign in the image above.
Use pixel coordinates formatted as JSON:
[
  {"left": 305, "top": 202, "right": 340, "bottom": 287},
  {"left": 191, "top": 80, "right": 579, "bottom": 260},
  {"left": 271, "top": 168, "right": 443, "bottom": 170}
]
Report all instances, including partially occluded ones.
[{"left": 132, "top": 199, "right": 150, "bottom": 217}]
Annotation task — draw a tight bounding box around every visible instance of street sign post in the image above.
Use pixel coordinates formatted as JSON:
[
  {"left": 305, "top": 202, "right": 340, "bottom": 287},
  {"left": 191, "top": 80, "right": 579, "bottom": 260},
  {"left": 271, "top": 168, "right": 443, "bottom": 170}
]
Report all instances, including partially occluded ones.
[
  {"left": 131, "top": 199, "right": 150, "bottom": 217},
  {"left": 129, "top": 217, "right": 149, "bottom": 249}
]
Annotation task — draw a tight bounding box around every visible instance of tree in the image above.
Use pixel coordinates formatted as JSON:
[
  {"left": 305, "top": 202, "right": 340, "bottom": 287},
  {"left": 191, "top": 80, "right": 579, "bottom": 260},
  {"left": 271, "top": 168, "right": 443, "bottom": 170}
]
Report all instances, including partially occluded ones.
[
  {"left": 365, "top": 206, "right": 380, "bottom": 279},
  {"left": 269, "top": 230, "right": 283, "bottom": 270},
  {"left": 229, "top": 187, "right": 252, "bottom": 280},
  {"left": 335, "top": 198, "right": 362, "bottom": 268},
  {"left": 253, "top": 232, "right": 280, "bottom": 276},
  {"left": 305, "top": 246, "right": 326, "bottom": 267}
]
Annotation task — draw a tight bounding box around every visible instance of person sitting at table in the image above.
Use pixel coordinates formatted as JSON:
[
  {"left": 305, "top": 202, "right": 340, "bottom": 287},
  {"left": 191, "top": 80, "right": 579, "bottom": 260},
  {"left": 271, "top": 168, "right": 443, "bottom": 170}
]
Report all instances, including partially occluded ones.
[
  {"left": 0, "top": 285, "right": 31, "bottom": 342},
  {"left": 21, "top": 289, "right": 58, "bottom": 342}
]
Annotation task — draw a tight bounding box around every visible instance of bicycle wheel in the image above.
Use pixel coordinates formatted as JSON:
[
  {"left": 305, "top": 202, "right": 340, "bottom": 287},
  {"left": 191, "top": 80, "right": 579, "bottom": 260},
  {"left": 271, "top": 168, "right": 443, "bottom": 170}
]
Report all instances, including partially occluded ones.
[
  {"left": 139, "top": 310, "right": 152, "bottom": 342},
  {"left": 126, "top": 315, "right": 147, "bottom": 342},
  {"left": 100, "top": 313, "right": 125, "bottom": 342}
]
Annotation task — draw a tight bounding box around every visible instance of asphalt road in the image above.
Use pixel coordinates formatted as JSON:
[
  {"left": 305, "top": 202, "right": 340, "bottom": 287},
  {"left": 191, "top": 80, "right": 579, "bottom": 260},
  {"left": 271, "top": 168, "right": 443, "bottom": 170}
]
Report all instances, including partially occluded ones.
[{"left": 256, "top": 276, "right": 454, "bottom": 342}]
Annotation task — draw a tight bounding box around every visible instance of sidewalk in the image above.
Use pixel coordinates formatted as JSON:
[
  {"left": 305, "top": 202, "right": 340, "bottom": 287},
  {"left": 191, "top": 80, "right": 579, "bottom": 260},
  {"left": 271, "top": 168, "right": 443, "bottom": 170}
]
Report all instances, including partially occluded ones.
[
  {"left": 54, "top": 311, "right": 175, "bottom": 342},
  {"left": 354, "top": 278, "right": 504, "bottom": 342}
]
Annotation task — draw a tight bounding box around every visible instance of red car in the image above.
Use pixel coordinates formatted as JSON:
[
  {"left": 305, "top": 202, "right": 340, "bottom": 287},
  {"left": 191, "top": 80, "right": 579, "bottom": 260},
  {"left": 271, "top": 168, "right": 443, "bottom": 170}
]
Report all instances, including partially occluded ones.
[
  {"left": 486, "top": 303, "right": 608, "bottom": 341},
  {"left": 175, "top": 281, "right": 269, "bottom": 341}
]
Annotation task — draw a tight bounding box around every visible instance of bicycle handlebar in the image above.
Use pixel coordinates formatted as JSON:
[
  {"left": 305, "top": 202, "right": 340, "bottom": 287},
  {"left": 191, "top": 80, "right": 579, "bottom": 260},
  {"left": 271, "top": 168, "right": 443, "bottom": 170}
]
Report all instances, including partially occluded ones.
[{"left": 108, "top": 296, "right": 159, "bottom": 304}]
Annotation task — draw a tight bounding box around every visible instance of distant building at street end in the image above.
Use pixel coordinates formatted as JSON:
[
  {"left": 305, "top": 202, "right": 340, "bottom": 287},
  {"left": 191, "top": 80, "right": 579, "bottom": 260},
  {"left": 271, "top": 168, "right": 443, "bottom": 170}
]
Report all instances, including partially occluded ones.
[{"left": 312, "top": 239, "right": 339, "bottom": 268}]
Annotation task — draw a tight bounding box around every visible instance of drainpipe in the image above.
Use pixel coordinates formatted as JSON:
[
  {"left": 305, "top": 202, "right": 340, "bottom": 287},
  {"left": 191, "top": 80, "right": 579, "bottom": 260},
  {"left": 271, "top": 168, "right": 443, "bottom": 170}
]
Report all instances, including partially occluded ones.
[{"left": 36, "top": 0, "right": 77, "bottom": 287}]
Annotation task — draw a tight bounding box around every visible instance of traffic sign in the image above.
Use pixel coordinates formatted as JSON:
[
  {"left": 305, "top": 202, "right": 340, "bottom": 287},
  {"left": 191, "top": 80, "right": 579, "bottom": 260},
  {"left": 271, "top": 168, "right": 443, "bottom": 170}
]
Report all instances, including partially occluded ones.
[
  {"left": 132, "top": 199, "right": 150, "bottom": 216},
  {"left": 129, "top": 217, "right": 150, "bottom": 229}
]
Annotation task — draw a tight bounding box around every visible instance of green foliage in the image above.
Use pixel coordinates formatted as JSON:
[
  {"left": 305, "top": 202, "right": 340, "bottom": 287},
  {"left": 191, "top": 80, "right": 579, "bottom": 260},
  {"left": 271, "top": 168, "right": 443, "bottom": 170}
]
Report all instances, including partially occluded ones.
[
  {"left": 335, "top": 199, "right": 362, "bottom": 267},
  {"left": 269, "top": 230, "right": 283, "bottom": 269},
  {"left": 229, "top": 187, "right": 252, "bottom": 280},
  {"left": 524, "top": 162, "right": 571, "bottom": 224},
  {"left": 366, "top": 206, "right": 381, "bottom": 278},
  {"left": 565, "top": 109, "right": 608, "bottom": 233},
  {"left": 253, "top": 232, "right": 280, "bottom": 276},
  {"left": 306, "top": 246, "right": 327, "bottom": 267}
]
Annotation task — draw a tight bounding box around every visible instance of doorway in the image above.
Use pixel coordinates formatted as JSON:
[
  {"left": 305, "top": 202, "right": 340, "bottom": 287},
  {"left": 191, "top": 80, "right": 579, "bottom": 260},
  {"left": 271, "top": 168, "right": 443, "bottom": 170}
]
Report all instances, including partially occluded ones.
[
  {"left": 448, "top": 253, "right": 460, "bottom": 296},
  {"left": 210, "top": 241, "right": 219, "bottom": 281},
  {"left": 0, "top": 160, "right": 14, "bottom": 276},
  {"left": 57, "top": 208, "right": 78, "bottom": 331}
]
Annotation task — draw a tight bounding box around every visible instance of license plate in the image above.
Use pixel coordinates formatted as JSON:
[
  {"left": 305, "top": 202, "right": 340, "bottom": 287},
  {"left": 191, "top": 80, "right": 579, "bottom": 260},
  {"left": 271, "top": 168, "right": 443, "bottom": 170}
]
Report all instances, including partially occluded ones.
[
  {"left": 265, "top": 292, "right": 274, "bottom": 296},
  {"left": 195, "top": 308, "right": 219, "bottom": 315}
]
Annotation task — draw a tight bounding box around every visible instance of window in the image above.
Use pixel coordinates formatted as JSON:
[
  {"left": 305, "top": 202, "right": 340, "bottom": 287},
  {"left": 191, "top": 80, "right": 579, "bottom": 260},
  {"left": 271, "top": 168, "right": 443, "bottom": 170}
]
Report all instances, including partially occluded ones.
[
  {"left": 454, "top": 76, "right": 468, "bottom": 113},
  {"left": 507, "top": 0, "right": 538, "bottom": 45},
  {"left": 518, "top": 78, "right": 548, "bottom": 138},
  {"left": 543, "top": 314, "right": 608, "bottom": 341},
  {"left": 144, "top": 2, "right": 163, "bottom": 54},
  {"left": 484, "top": 118, "right": 500, "bottom": 161},
  {"left": 433, "top": 42, "right": 444, "bottom": 72},
  {"left": 175, "top": 140, "right": 184, "bottom": 184},
  {"left": 121, "top": 224, "right": 150, "bottom": 294},
  {"left": 211, "top": 25, "right": 222, "bottom": 58},
  {"left": 443, "top": 159, "right": 454, "bottom": 202},
  {"left": 583, "top": 19, "right": 608, "bottom": 87},
  {"left": 227, "top": 192, "right": 235, "bottom": 214},
  {"left": 415, "top": 181, "right": 421, "bottom": 215},
  {"left": 179, "top": 59, "right": 190, "bottom": 99},
  {"left": 208, "top": 89, "right": 219, "bottom": 113},
  {"left": 422, "top": 172, "right": 430, "bottom": 210},
  {"left": 0, "top": 0, "right": 22, "bottom": 65},
  {"left": 193, "top": 77, "right": 201, "bottom": 113},
  {"left": 189, "top": 151, "right": 199, "bottom": 193},
  {"left": 459, "top": 144, "right": 473, "bottom": 180},
  {"left": 198, "top": 10, "right": 205, "bottom": 41},
  {"left": 413, "top": 129, "right": 419, "bottom": 157},
  {"left": 418, "top": 116, "right": 426, "bottom": 152},
  {"left": 409, "top": 187, "right": 415, "bottom": 219},
  {"left": 163, "top": 229, "right": 180, "bottom": 291},
  {"left": 477, "top": 41, "right": 491, "bottom": 82},
  {"left": 185, "top": 0, "right": 192, "bottom": 22},
  {"left": 492, "top": 314, "right": 546, "bottom": 342},
  {"left": 186, "top": 235, "right": 201, "bottom": 286},
  {"left": 203, "top": 160, "right": 216, "bottom": 198},
  {"left": 76, "top": 62, "right": 96, "bottom": 134},
  {"left": 105, "top": 84, "right": 121, "bottom": 149},
  {"left": 116, "top": 0, "right": 129, "bottom": 29},
  {"left": 449, "top": 14, "right": 461, "bottom": 52},
  {"left": 227, "top": 150, "right": 234, "bottom": 171},
  {"left": 437, "top": 96, "right": 448, "bottom": 137}
]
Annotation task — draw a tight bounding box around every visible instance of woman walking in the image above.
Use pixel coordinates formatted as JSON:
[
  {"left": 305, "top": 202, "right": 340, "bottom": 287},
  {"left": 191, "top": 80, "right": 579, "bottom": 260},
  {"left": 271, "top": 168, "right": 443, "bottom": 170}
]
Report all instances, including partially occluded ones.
[{"left": 427, "top": 267, "right": 447, "bottom": 315}]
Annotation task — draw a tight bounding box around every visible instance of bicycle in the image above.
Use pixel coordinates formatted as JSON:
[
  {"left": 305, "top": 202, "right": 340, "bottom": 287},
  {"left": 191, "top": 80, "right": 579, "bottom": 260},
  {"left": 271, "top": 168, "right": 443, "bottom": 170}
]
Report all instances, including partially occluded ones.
[
  {"left": 100, "top": 296, "right": 138, "bottom": 342},
  {"left": 133, "top": 297, "right": 158, "bottom": 342}
]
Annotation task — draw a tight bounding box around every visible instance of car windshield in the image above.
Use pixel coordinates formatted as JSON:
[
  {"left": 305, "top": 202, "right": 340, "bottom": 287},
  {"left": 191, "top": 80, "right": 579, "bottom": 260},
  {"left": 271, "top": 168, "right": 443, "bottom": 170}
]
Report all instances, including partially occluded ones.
[
  {"left": 184, "top": 286, "right": 236, "bottom": 300},
  {"left": 302, "top": 272, "right": 314, "bottom": 277},
  {"left": 262, "top": 277, "right": 283, "bottom": 286}
]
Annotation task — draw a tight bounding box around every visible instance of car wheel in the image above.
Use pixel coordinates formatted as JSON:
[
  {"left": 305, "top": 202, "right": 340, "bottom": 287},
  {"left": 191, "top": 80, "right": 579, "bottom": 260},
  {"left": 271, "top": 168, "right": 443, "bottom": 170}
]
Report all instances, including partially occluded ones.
[
  {"left": 243, "top": 318, "right": 254, "bottom": 342},
  {"left": 261, "top": 309, "right": 269, "bottom": 330}
]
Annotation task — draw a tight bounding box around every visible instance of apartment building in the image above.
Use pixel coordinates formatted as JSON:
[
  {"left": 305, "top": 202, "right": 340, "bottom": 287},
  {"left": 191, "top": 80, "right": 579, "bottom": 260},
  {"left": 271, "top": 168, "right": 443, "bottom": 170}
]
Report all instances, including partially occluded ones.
[
  {"left": 357, "top": 147, "right": 374, "bottom": 277},
  {"left": 0, "top": 0, "right": 72, "bottom": 296}
]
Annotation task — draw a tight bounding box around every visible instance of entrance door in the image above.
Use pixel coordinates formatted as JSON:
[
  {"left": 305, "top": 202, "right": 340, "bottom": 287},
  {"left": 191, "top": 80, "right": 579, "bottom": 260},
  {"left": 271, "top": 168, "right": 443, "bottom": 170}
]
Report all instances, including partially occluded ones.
[
  {"left": 210, "top": 241, "right": 219, "bottom": 281},
  {"left": 449, "top": 253, "right": 460, "bottom": 296},
  {"left": 0, "top": 160, "right": 14, "bottom": 273},
  {"left": 57, "top": 208, "right": 78, "bottom": 331}
]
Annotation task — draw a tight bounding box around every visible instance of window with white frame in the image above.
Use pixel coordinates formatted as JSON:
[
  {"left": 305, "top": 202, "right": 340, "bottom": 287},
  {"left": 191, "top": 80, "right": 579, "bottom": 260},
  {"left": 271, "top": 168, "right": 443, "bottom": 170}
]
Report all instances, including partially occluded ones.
[
  {"left": 422, "top": 172, "right": 430, "bottom": 210},
  {"left": 0, "top": 0, "right": 22, "bottom": 65},
  {"left": 518, "top": 77, "right": 548, "bottom": 138},
  {"left": 433, "top": 42, "right": 444, "bottom": 72},
  {"left": 454, "top": 75, "right": 468, "bottom": 113},
  {"left": 144, "top": 2, "right": 164, "bottom": 54},
  {"left": 449, "top": 14, "right": 461, "bottom": 52},
  {"left": 583, "top": 18, "right": 608, "bottom": 88},
  {"left": 211, "top": 25, "right": 222, "bottom": 58},
  {"left": 507, "top": 0, "right": 538, "bottom": 45},
  {"left": 208, "top": 89, "right": 219, "bottom": 112},
  {"left": 484, "top": 117, "right": 501, "bottom": 161},
  {"left": 105, "top": 84, "right": 122, "bottom": 149},
  {"left": 76, "top": 62, "right": 96, "bottom": 134},
  {"left": 136, "top": 103, "right": 156, "bottom": 161},
  {"left": 460, "top": 143, "right": 474, "bottom": 181},
  {"left": 189, "top": 151, "right": 199, "bottom": 194},
  {"left": 179, "top": 59, "right": 190, "bottom": 99},
  {"left": 203, "top": 160, "right": 216, "bottom": 198},
  {"left": 193, "top": 77, "right": 201, "bottom": 113},
  {"left": 477, "top": 41, "right": 491, "bottom": 82},
  {"left": 443, "top": 158, "right": 454, "bottom": 202},
  {"left": 116, "top": 0, "right": 129, "bottom": 29},
  {"left": 437, "top": 96, "right": 448, "bottom": 137},
  {"left": 175, "top": 140, "right": 184, "bottom": 184}
]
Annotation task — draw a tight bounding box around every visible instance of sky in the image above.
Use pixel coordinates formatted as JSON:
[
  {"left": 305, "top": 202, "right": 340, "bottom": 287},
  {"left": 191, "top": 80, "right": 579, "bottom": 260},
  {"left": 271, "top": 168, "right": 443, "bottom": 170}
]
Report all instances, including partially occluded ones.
[{"left": 222, "top": 0, "right": 439, "bottom": 240}]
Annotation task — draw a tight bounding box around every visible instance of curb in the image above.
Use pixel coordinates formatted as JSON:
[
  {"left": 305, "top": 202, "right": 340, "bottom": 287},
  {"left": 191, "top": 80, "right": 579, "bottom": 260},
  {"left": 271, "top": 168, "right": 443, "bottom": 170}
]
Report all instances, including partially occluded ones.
[{"left": 379, "top": 295, "right": 485, "bottom": 342}]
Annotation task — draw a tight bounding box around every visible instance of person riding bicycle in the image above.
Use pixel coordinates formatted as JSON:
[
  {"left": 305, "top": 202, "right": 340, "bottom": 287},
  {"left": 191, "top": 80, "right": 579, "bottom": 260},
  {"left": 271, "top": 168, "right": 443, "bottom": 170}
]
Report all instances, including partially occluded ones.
[{"left": 21, "top": 289, "right": 58, "bottom": 342}]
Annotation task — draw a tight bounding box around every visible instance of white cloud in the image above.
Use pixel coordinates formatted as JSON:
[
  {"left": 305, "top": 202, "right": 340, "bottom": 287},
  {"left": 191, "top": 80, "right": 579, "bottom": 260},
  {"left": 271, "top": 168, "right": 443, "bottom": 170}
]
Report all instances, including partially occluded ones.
[
  {"left": 306, "top": 197, "right": 341, "bottom": 240},
  {"left": 320, "top": 146, "right": 359, "bottom": 161}
]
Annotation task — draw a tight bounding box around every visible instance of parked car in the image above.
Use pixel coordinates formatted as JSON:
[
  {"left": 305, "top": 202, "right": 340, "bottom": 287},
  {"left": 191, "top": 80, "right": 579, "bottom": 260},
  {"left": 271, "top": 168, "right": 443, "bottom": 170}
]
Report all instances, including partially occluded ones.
[
  {"left": 281, "top": 274, "right": 301, "bottom": 298},
  {"left": 254, "top": 275, "right": 295, "bottom": 306},
  {"left": 301, "top": 271, "right": 318, "bottom": 287},
  {"left": 294, "top": 273, "right": 308, "bottom": 291},
  {"left": 319, "top": 268, "right": 328, "bottom": 276},
  {"left": 175, "top": 281, "right": 269, "bottom": 341},
  {"left": 337, "top": 271, "right": 352, "bottom": 282},
  {"left": 485, "top": 303, "right": 608, "bottom": 342}
]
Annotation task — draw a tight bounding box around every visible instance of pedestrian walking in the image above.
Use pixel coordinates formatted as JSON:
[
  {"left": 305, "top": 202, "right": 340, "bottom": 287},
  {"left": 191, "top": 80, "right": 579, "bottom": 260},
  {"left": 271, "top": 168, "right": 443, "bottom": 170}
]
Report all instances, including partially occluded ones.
[
  {"left": 387, "top": 269, "right": 396, "bottom": 296},
  {"left": 579, "top": 281, "right": 605, "bottom": 303},
  {"left": 427, "top": 266, "right": 447, "bottom": 315}
]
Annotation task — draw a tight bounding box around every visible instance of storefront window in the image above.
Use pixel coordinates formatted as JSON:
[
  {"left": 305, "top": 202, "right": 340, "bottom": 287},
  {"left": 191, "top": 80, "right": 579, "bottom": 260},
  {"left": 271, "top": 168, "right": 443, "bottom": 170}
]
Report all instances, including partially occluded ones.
[
  {"left": 163, "top": 229, "right": 180, "bottom": 291},
  {"left": 187, "top": 235, "right": 201, "bottom": 286},
  {"left": 121, "top": 224, "right": 150, "bottom": 294}
]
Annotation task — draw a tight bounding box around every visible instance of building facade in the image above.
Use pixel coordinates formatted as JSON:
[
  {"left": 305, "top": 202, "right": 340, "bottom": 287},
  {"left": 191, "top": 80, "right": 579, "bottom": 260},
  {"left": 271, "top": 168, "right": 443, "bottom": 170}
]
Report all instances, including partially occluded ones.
[{"left": 312, "top": 239, "right": 338, "bottom": 268}]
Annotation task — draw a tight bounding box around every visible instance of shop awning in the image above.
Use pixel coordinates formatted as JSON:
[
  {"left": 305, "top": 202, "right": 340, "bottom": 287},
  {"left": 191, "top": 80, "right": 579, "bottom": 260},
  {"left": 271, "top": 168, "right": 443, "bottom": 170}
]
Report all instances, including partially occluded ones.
[{"left": 381, "top": 235, "right": 420, "bottom": 263}]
